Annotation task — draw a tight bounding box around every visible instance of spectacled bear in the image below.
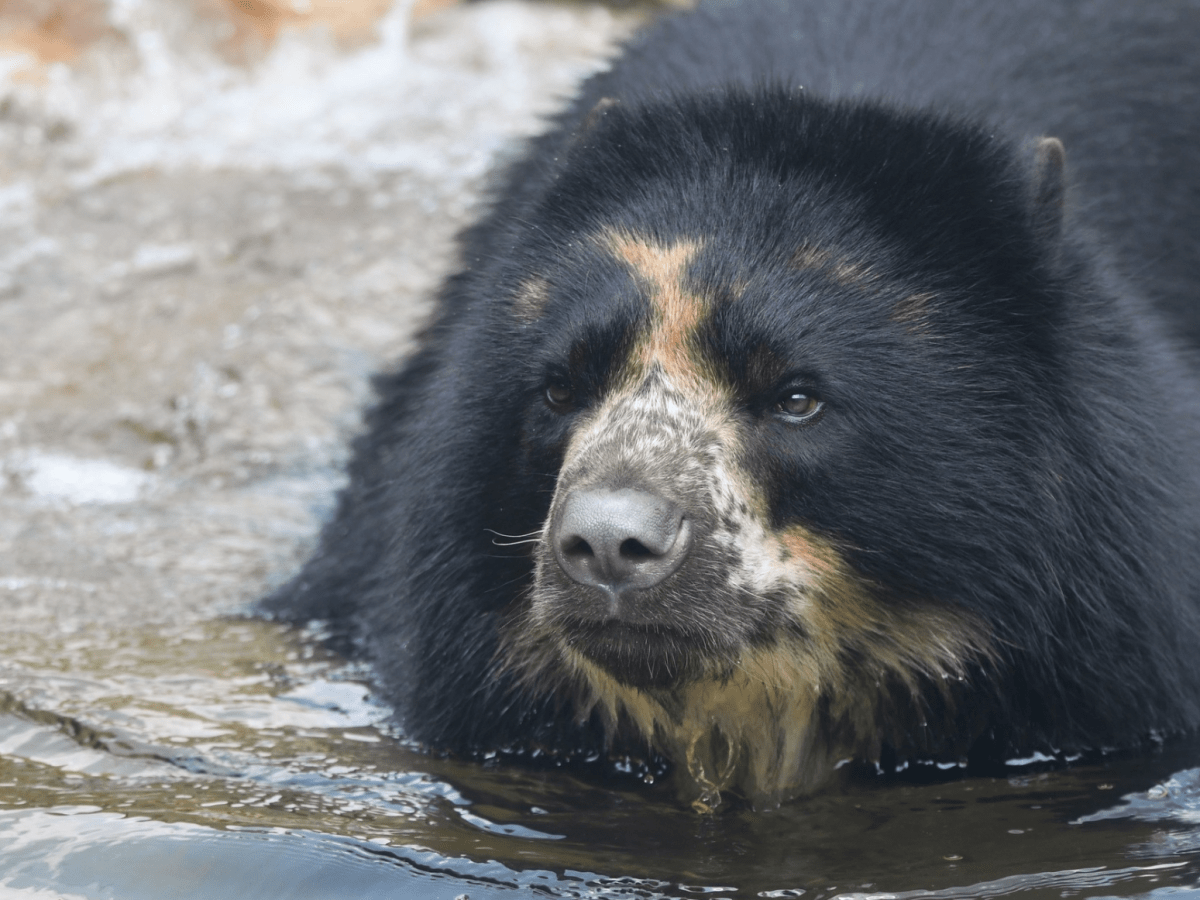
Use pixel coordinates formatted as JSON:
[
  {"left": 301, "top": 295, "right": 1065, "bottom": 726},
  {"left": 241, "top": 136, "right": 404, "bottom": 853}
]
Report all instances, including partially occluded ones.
[{"left": 263, "top": 0, "right": 1200, "bottom": 808}]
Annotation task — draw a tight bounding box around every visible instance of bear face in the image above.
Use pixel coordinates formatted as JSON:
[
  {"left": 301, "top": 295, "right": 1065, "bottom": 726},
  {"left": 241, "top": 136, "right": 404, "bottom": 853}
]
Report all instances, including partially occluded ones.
[
  {"left": 479, "top": 96, "right": 1083, "bottom": 804},
  {"left": 264, "top": 2, "right": 1200, "bottom": 809}
]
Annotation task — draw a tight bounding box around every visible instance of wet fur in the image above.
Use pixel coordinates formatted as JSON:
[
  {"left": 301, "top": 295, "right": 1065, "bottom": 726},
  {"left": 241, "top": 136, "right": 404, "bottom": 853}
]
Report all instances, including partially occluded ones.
[{"left": 263, "top": 0, "right": 1200, "bottom": 805}]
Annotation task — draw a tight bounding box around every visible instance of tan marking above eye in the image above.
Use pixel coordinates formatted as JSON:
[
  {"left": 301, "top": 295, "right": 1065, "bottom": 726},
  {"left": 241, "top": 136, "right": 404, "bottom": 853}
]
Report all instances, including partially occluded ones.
[
  {"left": 794, "top": 243, "right": 937, "bottom": 334},
  {"left": 791, "top": 244, "right": 835, "bottom": 270},
  {"left": 511, "top": 275, "right": 552, "bottom": 323},
  {"left": 891, "top": 291, "right": 937, "bottom": 333},
  {"left": 791, "top": 241, "right": 879, "bottom": 289}
]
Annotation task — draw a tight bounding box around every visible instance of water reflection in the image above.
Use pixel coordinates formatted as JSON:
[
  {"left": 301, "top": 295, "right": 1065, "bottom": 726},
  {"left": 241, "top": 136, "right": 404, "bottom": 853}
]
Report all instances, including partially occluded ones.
[{"left": 0, "top": 616, "right": 1197, "bottom": 897}]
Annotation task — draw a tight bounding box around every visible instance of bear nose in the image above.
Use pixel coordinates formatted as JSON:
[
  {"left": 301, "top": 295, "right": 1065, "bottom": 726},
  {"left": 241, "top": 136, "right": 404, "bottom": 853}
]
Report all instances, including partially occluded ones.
[{"left": 552, "top": 488, "right": 691, "bottom": 597}]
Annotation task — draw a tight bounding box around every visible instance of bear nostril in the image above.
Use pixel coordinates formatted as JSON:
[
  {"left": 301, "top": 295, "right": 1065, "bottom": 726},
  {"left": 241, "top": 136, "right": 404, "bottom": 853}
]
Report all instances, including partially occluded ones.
[
  {"left": 552, "top": 487, "right": 692, "bottom": 596},
  {"left": 562, "top": 536, "right": 595, "bottom": 560},
  {"left": 619, "top": 538, "right": 655, "bottom": 560}
]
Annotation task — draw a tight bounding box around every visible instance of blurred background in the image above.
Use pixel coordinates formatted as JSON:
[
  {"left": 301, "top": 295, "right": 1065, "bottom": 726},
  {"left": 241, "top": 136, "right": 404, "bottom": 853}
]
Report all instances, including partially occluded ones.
[{"left": 0, "top": 0, "right": 637, "bottom": 628}]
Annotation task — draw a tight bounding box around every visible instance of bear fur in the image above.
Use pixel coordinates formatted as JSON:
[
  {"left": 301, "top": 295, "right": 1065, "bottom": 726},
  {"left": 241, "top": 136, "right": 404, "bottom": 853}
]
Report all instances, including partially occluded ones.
[{"left": 263, "top": 0, "right": 1200, "bottom": 807}]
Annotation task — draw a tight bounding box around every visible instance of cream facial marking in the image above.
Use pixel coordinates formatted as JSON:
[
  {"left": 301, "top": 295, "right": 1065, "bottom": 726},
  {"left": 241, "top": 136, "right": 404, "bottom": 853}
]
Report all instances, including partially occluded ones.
[
  {"left": 601, "top": 229, "right": 712, "bottom": 388},
  {"left": 556, "top": 587, "right": 986, "bottom": 811},
  {"left": 499, "top": 229, "right": 991, "bottom": 808},
  {"left": 505, "top": 537, "right": 989, "bottom": 809}
]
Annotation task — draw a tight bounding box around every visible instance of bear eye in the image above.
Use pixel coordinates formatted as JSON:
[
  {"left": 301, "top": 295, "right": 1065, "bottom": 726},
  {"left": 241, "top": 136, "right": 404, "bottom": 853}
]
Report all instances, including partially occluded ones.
[
  {"left": 544, "top": 379, "right": 573, "bottom": 412},
  {"left": 775, "top": 390, "right": 823, "bottom": 422}
]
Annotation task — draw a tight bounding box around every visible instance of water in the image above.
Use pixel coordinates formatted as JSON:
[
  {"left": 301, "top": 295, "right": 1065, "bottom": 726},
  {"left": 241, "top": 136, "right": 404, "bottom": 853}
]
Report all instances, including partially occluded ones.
[
  {"left": 1, "top": 1, "right": 1199, "bottom": 897},
  {"left": 1, "top": 617, "right": 1199, "bottom": 898}
]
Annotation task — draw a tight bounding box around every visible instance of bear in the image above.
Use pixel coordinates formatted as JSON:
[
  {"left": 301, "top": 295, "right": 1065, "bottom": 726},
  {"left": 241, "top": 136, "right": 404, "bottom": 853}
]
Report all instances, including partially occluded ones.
[{"left": 263, "top": 0, "right": 1200, "bottom": 809}]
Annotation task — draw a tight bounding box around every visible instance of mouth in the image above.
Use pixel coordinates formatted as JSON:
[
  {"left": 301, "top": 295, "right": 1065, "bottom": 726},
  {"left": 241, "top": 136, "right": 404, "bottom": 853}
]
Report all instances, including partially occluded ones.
[{"left": 560, "top": 619, "right": 715, "bottom": 689}]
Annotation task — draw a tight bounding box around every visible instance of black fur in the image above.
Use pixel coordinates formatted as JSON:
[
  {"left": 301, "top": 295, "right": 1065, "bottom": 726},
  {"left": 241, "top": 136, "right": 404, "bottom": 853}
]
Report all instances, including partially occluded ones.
[{"left": 263, "top": 0, "right": 1200, "bottom": 785}]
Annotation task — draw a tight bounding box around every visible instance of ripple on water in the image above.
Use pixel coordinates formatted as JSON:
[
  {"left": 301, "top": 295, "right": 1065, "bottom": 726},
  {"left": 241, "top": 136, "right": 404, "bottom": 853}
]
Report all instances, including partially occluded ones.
[{"left": 0, "top": 618, "right": 1199, "bottom": 899}]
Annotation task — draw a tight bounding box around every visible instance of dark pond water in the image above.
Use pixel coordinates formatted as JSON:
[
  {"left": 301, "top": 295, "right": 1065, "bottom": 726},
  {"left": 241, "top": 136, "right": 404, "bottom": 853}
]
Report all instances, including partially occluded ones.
[
  {"left": 1, "top": 1, "right": 1199, "bottom": 897},
  {"left": 1, "top": 616, "right": 1200, "bottom": 898}
]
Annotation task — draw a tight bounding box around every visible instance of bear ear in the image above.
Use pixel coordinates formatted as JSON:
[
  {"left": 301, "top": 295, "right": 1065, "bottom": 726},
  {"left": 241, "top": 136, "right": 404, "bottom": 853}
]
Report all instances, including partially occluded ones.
[{"left": 1029, "top": 136, "right": 1066, "bottom": 246}]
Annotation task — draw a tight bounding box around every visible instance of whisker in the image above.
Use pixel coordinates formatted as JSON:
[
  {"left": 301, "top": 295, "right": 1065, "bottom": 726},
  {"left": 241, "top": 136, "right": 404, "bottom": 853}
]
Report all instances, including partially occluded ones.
[{"left": 485, "top": 528, "right": 543, "bottom": 539}]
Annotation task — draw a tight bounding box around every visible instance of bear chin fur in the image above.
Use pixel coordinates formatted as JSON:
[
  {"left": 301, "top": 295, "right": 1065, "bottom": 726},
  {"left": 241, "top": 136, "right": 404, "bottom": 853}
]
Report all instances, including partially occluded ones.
[{"left": 262, "top": 0, "right": 1200, "bottom": 808}]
